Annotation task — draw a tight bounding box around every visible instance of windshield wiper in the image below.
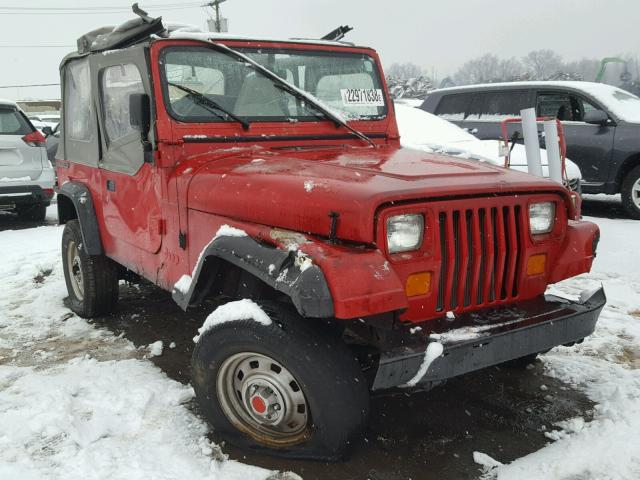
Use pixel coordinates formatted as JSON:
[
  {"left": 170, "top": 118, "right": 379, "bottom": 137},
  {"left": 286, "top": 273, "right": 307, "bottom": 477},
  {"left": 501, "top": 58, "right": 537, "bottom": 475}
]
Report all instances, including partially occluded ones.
[
  {"left": 167, "top": 81, "right": 250, "bottom": 131},
  {"left": 270, "top": 83, "right": 375, "bottom": 147},
  {"left": 209, "top": 42, "right": 376, "bottom": 147}
]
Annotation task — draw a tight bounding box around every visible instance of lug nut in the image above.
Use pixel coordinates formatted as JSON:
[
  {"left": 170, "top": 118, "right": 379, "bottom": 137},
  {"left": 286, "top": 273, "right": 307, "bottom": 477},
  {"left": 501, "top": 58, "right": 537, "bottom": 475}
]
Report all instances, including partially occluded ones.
[{"left": 273, "top": 404, "right": 281, "bottom": 411}]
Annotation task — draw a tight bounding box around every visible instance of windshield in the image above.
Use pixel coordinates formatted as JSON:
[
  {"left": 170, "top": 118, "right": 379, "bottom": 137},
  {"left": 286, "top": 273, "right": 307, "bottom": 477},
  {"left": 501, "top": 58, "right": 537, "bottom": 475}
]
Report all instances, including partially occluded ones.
[{"left": 161, "top": 46, "right": 387, "bottom": 123}]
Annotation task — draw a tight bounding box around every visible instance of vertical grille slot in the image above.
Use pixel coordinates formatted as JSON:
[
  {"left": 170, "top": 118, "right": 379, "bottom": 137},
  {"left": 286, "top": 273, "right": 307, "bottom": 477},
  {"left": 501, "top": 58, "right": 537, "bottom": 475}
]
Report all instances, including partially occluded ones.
[
  {"left": 477, "top": 209, "right": 486, "bottom": 305},
  {"left": 494, "top": 207, "right": 507, "bottom": 301},
  {"left": 450, "top": 211, "right": 461, "bottom": 309},
  {"left": 482, "top": 208, "right": 496, "bottom": 304},
  {"left": 443, "top": 211, "right": 457, "bottom": 310},
  {"left": 501, "top": 206, "right": 521, "bottom": 299},
  {"left": 512, "top": 205, "right": 523, "bottom": 297},
  {"left": 436, "top": 212, "right": 446, "bottom": 312},
  {"left": 461, "top": 210, "right": 473, "bottom": 307},
  {"left": 470, "top": 209, "right": 482, "bottom": 306}
]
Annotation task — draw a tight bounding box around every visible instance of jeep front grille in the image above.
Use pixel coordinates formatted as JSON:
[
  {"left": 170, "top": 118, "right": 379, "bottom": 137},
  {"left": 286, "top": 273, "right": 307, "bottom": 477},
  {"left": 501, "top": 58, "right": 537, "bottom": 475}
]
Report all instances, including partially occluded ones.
[{"left": 436, "top": 204, "right": 524, "bottom": 312}]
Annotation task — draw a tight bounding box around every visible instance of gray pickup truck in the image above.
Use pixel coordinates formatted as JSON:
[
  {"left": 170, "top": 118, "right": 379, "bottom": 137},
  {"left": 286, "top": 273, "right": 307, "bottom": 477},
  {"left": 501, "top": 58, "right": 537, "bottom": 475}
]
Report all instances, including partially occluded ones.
[{"left": 422, "top": 81, "right": 640, "bottom": 218}]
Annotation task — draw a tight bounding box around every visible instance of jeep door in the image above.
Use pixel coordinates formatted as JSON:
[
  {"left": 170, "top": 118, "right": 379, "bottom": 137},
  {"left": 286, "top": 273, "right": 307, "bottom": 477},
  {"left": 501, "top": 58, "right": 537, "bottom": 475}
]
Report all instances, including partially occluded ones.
[
  {"left": 92, "top": 50, "right": 162, "bottom": 255},
  {"left": 536, "top": 89, "right": 615, "bottom": 186}
]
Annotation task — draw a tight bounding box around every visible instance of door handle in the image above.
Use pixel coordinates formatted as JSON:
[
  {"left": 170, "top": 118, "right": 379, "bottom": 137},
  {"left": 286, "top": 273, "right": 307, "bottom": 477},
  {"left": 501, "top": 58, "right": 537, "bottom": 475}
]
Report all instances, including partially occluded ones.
[{"left": 106, "top": 180, "right": 116, "bottom": 192}]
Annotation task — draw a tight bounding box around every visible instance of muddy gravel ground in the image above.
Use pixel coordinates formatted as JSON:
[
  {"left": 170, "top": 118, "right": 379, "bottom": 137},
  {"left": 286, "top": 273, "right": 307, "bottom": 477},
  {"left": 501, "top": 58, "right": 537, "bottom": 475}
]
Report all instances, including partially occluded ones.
[
  {"left": 0, "top": 197, "right": 619, "bottom": 479},
  {"left": 84, "top": 283, "right": 594, "bottom": 480}
]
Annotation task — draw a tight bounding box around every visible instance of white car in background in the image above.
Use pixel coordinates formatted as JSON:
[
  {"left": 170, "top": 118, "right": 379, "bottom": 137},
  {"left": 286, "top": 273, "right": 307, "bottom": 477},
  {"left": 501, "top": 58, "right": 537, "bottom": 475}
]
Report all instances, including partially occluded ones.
[
  {"left": 394, "top": 103, "right": 582, "bottom": 189},
  {"left": 27, "top": 113, "right": 60, "bottom": 130},
  {"left": 0, "top": 99, "right": 55, "bottom": 221},
  {"left": 30, "top": 119, "right": 49, "bottom": 134}
]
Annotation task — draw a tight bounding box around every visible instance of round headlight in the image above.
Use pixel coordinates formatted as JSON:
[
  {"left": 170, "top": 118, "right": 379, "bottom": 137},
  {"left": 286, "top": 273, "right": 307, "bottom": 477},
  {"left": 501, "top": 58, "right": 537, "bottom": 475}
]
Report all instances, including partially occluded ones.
[
  {"left": 387, "top": 214, "right": 424, "bottom": 253},
  {"left": 529, "top": 202, "right": 555, "bottom": 234}
]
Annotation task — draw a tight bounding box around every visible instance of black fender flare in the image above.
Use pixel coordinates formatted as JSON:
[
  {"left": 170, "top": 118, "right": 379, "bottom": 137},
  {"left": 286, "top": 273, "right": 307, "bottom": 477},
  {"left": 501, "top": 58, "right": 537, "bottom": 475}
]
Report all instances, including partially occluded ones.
[
  {"left": 172, "top": 235, "right": 334, "bottom": 318},
  {"left": 56, "top": 182, "right": 103, "bottom": 255}
]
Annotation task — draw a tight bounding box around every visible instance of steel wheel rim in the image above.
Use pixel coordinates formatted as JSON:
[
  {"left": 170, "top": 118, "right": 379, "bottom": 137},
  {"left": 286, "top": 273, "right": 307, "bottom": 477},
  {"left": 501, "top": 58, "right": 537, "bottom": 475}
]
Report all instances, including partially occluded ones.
[
  {"left": 66, "top": 240, "right": 84, "bottom": 300},
  {"left": 216, "top": 352, "right": 310, "bottom": 444},
  {"left": 632, "top": 178, "right": 640, "bottom": 209}
]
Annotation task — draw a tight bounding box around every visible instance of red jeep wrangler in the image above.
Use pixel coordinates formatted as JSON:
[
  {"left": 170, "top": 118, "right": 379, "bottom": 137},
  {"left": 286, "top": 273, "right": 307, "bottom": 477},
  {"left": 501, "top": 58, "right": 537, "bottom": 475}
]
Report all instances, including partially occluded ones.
[{"left": 55, "top": 13, "right": 605, "bottom": 460}]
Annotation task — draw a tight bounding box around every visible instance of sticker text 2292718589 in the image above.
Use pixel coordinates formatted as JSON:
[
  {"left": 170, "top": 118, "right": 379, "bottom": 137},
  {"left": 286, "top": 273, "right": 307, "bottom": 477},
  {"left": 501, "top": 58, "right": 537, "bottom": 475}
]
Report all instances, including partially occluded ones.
[{"left": 340, "top": 88, "right": 385, "bottom": 107}]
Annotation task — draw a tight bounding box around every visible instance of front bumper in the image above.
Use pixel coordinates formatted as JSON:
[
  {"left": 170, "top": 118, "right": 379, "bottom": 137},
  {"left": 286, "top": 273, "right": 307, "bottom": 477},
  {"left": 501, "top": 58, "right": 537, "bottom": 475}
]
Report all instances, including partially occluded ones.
[{"left": 372, "top": 287, "right": 606, "bottom": 390}]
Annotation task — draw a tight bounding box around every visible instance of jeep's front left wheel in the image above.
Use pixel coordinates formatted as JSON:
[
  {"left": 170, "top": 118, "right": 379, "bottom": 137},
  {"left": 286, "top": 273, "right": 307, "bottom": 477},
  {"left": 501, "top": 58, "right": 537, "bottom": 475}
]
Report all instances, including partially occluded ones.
[
  {"left": 191, "top": 302, "right": 370, "bottom": 461},
  {"left": 62, "top": 219, "right": 119, "bottom": 317}
]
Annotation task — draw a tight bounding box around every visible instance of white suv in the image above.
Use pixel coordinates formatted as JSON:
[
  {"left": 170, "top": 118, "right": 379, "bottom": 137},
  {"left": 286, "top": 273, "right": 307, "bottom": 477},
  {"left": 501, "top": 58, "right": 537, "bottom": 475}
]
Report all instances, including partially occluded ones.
[{"left": 0, "top": 99, "right": 55, "bottom": 221}]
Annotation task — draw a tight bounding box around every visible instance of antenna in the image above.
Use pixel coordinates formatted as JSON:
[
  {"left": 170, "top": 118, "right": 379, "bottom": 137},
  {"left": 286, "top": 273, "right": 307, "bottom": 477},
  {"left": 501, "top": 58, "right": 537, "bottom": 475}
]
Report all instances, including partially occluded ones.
[
  {"left": 132, "top": 3, "right": 154, "bottom": 23},
  {"left": 321, "top": 25, "right": 353, "bottom": 42}
]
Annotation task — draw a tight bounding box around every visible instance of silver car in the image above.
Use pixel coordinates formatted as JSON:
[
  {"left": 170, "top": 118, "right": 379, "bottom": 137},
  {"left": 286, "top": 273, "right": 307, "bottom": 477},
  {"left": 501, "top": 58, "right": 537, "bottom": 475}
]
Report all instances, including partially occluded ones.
[{"left": 0, "top": 99, "right": 55, "bottom": 221}]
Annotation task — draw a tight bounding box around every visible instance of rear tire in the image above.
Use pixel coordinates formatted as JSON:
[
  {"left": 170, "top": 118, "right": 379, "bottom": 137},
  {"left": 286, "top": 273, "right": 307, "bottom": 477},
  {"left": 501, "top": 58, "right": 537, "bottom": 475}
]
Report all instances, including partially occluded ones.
[
  {"left": 61, "top": 219, "right": 119, "bottom": 317},
  {"left": 621, "top": 165, "right": 640, "bottom": 219},
  {"left": 16, "top": 203, "right": 46, "bottom": 222},
  {"left": 191, "top": 301, "right": 370, "bottom": 461}
]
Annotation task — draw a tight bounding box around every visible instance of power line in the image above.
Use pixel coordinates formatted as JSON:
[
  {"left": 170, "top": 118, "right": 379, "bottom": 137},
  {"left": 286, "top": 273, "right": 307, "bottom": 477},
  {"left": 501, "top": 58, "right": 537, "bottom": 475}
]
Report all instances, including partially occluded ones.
[
  {"left": 0, "top": 45, "right": 73, "bottom": 48},
  {"left": 0, "top": 83, "right": 60, "bottom": 89},
  {"left": 0, "top": 2, "right": 202, "bottom": 10},
  {"left": 0, "top": 4, "right": 203, "bottom": 14}
]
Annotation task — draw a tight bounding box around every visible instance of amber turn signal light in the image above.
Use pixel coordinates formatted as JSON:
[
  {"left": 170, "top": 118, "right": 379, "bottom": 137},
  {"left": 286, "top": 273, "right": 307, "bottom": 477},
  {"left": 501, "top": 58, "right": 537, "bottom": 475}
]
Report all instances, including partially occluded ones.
[
  {"left": 526, "top": 253, "right": 546, "bottom": 276},
  {"left": 406, "top": 272, "right": 432, "bottom": 297}
]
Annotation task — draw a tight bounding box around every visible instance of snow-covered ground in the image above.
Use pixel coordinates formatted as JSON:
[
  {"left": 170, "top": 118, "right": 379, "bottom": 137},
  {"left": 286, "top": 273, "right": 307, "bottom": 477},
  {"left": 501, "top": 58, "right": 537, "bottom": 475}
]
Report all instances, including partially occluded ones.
[
  {"left": 0, "top": 208, "right": 282, "bottom": 479},
  {"left": 1, "top": 204, "right": 639, "bottom": 479},
  {"left": 475, "top": 211, "right": 640, "bottom": 479}
]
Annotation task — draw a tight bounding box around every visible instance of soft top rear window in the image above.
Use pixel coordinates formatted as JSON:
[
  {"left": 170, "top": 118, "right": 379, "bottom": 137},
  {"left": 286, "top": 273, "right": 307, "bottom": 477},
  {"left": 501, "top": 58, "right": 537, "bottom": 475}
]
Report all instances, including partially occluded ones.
[{"left": 0, "top": 107, "right": 32, "bottom": 136}]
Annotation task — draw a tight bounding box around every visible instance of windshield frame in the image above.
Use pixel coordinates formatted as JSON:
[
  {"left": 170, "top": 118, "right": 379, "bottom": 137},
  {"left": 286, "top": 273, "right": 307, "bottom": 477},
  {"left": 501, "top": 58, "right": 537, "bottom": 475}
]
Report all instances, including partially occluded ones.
[{"left": 158, "top": 44, "right": 388, "bottom": 125}]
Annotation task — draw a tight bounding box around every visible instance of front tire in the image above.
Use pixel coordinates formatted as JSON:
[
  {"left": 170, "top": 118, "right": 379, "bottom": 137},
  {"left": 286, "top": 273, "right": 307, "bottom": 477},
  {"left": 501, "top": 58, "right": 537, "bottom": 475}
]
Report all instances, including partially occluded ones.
[
  {"left": 191, "top": 302, "right": 370, "bottom": 461},
  {"left": 621, "top": 165, "right": 640, "bottom": 219},
  {"left": 61, "top": 219, "right": 119, "bottom": 317}
]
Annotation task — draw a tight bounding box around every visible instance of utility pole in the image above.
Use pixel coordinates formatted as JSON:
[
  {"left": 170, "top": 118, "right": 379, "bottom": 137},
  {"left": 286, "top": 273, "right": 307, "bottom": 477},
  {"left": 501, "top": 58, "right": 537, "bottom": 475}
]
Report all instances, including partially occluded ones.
[{"left": 204, "top": 0, "right": 228, "bottom": 33}]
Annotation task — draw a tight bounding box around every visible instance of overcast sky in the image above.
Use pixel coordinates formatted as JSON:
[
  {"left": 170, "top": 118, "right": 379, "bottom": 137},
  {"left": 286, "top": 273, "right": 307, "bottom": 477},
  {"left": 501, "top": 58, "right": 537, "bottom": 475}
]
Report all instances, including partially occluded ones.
[{"left": 1, "top": 0, "right": 638, "bottom": 101}]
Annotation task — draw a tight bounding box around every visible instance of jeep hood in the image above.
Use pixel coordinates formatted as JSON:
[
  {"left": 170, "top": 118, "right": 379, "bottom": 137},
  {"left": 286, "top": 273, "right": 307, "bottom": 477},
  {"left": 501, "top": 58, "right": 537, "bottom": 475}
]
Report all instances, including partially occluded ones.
[{"left": 186, "top": 146, "right": 568, "bottom": 244}]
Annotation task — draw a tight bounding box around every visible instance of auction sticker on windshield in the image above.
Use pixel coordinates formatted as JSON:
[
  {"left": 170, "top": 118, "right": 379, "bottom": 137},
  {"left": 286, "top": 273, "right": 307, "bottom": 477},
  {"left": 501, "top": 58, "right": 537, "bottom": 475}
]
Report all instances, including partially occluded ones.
[{"left": 340, "top": 88, "right": 385, "bottom": 106}]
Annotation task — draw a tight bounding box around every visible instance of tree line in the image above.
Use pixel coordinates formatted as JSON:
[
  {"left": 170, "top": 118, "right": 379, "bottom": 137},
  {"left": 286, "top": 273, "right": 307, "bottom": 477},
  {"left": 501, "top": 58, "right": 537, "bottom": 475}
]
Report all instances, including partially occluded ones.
[{"left": 386, "top": 50, "right": 639, "bottom": 89}]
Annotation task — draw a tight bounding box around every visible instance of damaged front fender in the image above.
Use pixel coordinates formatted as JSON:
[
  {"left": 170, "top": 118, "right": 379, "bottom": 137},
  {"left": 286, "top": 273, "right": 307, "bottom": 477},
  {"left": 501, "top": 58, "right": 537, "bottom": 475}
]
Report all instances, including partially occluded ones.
[{"left": 172, "top": 234, "right": 334, "bottom": 318}]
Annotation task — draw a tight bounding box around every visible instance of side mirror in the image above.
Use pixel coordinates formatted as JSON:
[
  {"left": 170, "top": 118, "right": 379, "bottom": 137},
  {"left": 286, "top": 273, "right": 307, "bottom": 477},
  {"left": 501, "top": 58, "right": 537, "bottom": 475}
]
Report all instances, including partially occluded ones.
[
  {"left": 42, "top": 126, "right": 53, "bottom": 137},
  {"left": 584, "top": 110, "right": 609, "bottom": 126},
  {"left": 129, "top": 93, "right": 151, "bottom": 139}
]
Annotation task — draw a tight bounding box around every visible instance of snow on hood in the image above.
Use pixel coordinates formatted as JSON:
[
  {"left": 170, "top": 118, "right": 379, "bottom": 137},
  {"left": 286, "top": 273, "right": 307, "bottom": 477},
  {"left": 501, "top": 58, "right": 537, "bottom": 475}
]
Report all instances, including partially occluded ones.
[
  {"left": 395, "top": 103, "right": 582, "bottom": 180},
  {"left": 585, "top": 83, "right": 640, "bottom": 124},
  {"left": 395, "top": 103, "right": 478, "bottom": 145}
]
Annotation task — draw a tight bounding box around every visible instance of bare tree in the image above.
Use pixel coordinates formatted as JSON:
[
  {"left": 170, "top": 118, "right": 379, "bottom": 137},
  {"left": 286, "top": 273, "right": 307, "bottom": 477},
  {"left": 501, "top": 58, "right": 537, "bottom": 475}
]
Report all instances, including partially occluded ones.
[
  {"left": 453, "top": 53, "right": 501, "bottom": 85},
  {"left": 497, "top": 57, "right": 524, "bottom": 82},
  {"left": 386, "top": 62, "right": 423, "bottom": 80},
  {"left": 444, "top": 50, "right": 639, "bottom": 88},
  {"left": 523, "top": 50, "right": 563, "bottom": 80}
]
